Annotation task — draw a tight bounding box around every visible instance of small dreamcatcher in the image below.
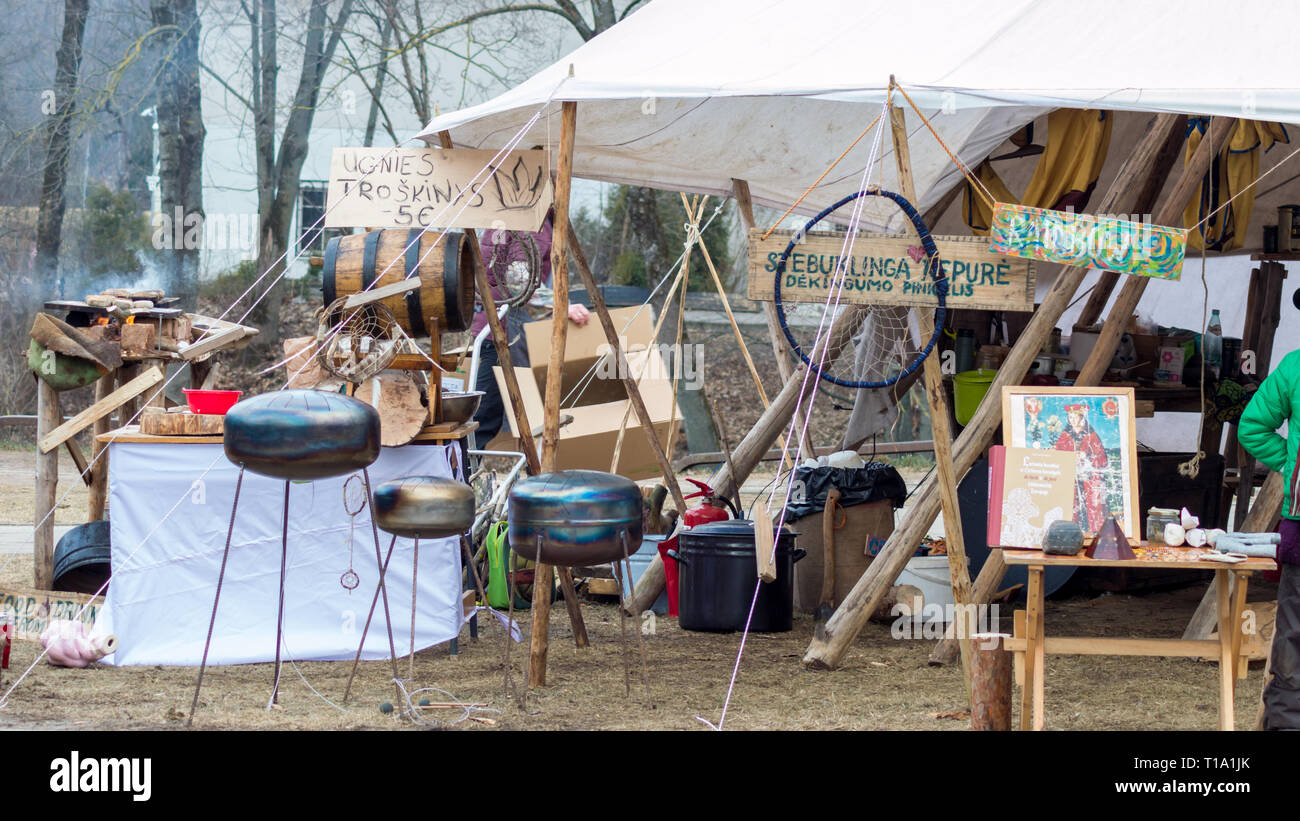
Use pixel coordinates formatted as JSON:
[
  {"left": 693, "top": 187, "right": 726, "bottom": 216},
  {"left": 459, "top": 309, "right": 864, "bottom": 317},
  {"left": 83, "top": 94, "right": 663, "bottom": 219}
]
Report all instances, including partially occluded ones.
[
  {"left": 340, "top": 474, "right": 367, "bottom": 592},
  {"left": 480, "top": 229, "right": 543, "bottom": 309},
  {"left": 316, "top": 297, "right": 400, "bottom": 383}
]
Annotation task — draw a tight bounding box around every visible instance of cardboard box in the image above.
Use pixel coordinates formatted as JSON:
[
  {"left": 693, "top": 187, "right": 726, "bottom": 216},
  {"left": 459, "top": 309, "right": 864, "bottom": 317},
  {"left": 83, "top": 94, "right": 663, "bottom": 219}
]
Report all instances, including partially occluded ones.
[{"left": 493, "top": 306, "right": 681, "bottom": 479}]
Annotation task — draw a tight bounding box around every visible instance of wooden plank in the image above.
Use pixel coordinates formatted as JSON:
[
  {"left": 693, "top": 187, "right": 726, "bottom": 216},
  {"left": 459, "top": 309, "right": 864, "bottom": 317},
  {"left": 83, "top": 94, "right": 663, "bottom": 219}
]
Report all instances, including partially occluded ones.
[
  {"left": 0, "top": 584, "right": 101, "bottom": 641},
  {"left": 63, "top": 439, "right": 91, "bottom": 485},
  {"left": 38, "top": 367, "right": 164, "bottom": 454},
  {"left": 325, "top": 146, "right": 553, "bottom": 232},
  {"left": 179, "top": 326, "right": 245, "bottom": 361},
  {"left": 342, "top": 277, "right": 421, "bottom": 309},
  {"left": 1003, "top": 636, "right": 1225, "bottom": 657},
  {"left": 748, "top": 229, "right": 1036, "bottom": 311},
  {"left": 804, "top": 114, "right": 1189, "bottom": 671}
]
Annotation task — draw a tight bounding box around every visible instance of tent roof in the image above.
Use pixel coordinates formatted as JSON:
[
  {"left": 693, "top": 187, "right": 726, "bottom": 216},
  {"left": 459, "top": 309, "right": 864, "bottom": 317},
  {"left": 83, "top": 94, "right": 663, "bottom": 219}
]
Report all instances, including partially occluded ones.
[{"left": 417, "top": 0, "right": 1300, "bottom": 228}]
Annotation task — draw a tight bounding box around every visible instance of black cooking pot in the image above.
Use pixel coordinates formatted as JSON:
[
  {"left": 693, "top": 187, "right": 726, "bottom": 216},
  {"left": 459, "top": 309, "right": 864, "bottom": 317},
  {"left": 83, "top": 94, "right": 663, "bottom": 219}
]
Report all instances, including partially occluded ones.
[
  {"left": 223, "top": 390, "right": 380, "bottom": 480},
  {"left": 670, "top": 519, "right": 805, "bottom": 633},
  {"left": 508, "top": 470, "right": 642, "bottom": 566}
]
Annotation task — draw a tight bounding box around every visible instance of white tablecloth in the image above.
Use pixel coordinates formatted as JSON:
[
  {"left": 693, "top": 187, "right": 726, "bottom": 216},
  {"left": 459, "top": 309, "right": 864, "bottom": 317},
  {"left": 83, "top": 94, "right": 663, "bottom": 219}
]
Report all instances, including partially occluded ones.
[{"left": 95, "top": 440, "right": 465, "bottom": 666}]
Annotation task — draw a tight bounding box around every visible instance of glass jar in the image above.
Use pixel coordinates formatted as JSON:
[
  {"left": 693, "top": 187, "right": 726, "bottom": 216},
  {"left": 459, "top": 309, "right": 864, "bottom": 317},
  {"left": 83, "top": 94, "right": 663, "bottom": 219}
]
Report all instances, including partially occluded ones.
[{"left": 1146, "top": 507, "right": 1180, "bottom": 544}]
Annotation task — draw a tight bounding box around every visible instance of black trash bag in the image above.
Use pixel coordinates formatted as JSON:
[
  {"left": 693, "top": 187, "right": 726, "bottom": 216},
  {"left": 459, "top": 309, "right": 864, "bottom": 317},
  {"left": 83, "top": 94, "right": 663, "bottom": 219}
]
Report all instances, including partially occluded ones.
[{"left": 785, "top": 463, "right": 908, "bottom": 521}]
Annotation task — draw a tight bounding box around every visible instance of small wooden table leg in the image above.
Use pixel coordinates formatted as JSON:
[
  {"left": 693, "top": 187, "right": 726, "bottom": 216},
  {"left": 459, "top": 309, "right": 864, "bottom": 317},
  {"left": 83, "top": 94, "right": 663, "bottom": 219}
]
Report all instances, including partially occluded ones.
[
  {"left": 1028, "top": 566, "right": 1045, "bottom": 731},
  {"left": 1216, "top": 568, "right": 1235, "bottom": 731},
  {"left": 1230, "top": 571, "right": 1249, "bottom": 681}
]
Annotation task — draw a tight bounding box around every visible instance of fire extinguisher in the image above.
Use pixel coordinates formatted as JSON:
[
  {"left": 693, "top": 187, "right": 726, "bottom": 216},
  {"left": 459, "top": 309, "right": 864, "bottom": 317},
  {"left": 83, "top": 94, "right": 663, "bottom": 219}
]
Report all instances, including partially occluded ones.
[{"left": 658, "top": 480, "right": 740, "bottom": 616}]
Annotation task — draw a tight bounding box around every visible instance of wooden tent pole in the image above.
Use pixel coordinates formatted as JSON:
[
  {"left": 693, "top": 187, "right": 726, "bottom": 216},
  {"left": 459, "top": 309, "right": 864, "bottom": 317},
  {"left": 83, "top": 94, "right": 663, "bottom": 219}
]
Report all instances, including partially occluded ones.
[
  {"left": 804, "top": 113, "right": 1187, "bottom": 670},
  {"left": 729, "top": 179, "right": 818, "bottom": 460},
  {"left": 1073, "top": 116, "right": 1188, "bottom": 328},
  {"left": 529, "top": 100, "right": 578, "bottom": 688},
  {"left": 1075, "top": 116, "right": 1234, "bottom": 386},
  {"left": 887, "top": 100, "right": 975, "bottom": 685},
  {"left": 437, "top": 129, "right": 589, "bottom": 652}
]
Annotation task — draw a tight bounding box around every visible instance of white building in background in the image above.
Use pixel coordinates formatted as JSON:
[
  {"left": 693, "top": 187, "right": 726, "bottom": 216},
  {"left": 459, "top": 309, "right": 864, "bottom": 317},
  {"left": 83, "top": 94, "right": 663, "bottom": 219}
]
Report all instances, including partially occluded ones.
[{"left": 189, "top": 1, "right": 583, "bottom": 280}]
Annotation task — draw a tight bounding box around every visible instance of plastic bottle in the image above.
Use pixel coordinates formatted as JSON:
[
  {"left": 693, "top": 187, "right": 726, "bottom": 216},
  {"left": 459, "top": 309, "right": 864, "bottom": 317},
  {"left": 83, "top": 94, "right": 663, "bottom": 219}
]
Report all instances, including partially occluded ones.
[{"left": 1205, "top": 309, "right": 1223, "bottom": 376}]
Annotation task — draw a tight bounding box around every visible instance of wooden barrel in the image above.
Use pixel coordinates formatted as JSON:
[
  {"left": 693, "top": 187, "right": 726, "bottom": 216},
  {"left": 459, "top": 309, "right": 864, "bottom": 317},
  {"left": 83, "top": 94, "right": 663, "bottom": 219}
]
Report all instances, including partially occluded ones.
[{"left": 322, "top": 228, "right": 477, "bottom": 334}]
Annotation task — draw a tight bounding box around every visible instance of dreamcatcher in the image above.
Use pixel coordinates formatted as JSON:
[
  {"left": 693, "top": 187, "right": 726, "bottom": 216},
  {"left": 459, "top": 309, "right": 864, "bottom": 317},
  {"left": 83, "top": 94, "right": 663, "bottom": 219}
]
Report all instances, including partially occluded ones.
[
  {"left": 315, "top": 297, "right": 400, "bottom": 383},
  {"left": 480, "top": 228, "right": 543, "bottom": 310},
  {"left": 772, "top": 188, "right": 947, "bottom": 389}
]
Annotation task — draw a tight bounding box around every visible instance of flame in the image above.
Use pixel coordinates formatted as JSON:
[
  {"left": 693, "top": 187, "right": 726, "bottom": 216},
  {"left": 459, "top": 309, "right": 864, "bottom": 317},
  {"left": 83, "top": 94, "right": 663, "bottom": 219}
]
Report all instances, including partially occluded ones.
[
  {"left": 125, "top": 316, "right": 135, "bottom": 325},
  {"left": 95, "top": 317, "right": 109, "bottom": 326}
]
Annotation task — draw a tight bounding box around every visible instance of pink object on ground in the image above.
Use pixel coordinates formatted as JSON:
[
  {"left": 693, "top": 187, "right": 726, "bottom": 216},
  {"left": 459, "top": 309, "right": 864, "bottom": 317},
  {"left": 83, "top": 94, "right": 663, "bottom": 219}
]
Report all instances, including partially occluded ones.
[{"left": 39, "top": 620, "right": 116, "bottom": 668}]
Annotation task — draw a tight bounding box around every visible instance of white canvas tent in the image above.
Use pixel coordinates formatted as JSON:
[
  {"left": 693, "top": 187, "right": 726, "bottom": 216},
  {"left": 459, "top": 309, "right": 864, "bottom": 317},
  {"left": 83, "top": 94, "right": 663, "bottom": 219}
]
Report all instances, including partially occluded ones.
[{"left": 418, "top": 0, "right": 1300, "bottom": 232}]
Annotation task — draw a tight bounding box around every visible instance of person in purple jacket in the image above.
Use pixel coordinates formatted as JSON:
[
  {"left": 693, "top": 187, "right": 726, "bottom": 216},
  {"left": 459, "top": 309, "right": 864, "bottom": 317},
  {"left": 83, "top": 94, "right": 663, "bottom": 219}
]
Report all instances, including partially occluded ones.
[{"left": 471, "top": 209, "right": 589, "bottom": 448}]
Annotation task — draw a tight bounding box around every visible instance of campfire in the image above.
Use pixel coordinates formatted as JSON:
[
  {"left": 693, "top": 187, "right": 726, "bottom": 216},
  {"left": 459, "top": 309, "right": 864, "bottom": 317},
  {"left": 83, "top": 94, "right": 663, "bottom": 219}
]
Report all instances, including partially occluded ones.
[{"left": 46, "top": 289, "right": 191, "bottom": 355}]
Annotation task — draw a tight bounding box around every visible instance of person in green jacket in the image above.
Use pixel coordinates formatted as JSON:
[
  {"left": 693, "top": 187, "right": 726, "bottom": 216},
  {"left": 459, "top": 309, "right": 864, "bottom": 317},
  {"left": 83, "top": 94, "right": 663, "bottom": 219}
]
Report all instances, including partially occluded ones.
[{"left": 1237, "top": 348, "right": 1300, "bottom": 730}]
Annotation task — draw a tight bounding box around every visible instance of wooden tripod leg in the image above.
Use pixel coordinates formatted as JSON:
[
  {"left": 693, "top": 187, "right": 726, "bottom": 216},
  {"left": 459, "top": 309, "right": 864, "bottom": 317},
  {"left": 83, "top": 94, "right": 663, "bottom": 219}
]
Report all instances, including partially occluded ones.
[{"left": 187, "top": 466, "right": 245, "bottom": 728}]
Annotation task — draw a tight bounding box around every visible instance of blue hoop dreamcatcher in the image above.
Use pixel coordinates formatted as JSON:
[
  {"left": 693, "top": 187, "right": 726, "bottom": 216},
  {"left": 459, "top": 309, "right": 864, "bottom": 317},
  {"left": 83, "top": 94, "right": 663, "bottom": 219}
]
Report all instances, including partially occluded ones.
[{"left": 773, "top": 188, "right": 947, "bottom": 389}]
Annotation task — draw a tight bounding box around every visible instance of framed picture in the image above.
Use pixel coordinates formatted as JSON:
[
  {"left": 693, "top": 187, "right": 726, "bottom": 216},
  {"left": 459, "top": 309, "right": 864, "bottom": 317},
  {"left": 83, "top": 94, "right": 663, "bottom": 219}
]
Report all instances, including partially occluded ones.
[{"left": 1000, "top": 386, "right": 1140, "bottom": 538}]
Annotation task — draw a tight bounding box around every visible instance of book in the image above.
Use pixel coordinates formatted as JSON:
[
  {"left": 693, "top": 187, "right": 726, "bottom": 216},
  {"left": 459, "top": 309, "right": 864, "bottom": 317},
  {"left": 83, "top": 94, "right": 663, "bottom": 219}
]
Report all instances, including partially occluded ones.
[{"left": 988, "top": 445, "right": 1077, "bottom": 548}]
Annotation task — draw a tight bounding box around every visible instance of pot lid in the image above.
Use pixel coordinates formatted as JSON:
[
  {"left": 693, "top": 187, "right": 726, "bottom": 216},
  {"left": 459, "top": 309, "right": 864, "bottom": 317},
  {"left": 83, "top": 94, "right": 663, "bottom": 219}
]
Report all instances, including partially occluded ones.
[{"left": 682, "top": 518, "right": 796, "bottom": 539}]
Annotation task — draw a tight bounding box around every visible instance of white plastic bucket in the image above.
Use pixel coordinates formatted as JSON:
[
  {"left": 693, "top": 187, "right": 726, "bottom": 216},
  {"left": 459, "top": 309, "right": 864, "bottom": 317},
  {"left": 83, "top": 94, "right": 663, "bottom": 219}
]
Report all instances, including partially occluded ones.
[
  {"left": 618, "top": 535, "right": 669, "bottom": 615},
  {"left": 896, "top": 556, "right": 954, "bottom": 616}
]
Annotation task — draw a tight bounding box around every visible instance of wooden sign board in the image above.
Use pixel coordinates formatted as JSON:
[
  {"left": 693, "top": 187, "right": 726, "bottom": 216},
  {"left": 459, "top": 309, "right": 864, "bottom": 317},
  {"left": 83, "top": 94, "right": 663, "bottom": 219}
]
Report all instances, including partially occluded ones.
[
  {"left": 0, "top": 585, "right": 101, "bottom": 642},
  {"left": 747, "top": 229, "right": 1036, "bottom": 311},
  {"left": 326, "top": 147, "right": 553, "bottom": 232}
]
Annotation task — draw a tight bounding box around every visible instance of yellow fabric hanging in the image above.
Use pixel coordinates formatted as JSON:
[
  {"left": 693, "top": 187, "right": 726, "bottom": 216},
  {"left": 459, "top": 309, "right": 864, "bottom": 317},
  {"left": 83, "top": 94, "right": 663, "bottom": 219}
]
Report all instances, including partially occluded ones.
[
  {"left": 1182, "top": 118, "right": 1289, "bottom": 251},
  {"left": 964, "top": 109, "right": 1113, "bottom": 236}
]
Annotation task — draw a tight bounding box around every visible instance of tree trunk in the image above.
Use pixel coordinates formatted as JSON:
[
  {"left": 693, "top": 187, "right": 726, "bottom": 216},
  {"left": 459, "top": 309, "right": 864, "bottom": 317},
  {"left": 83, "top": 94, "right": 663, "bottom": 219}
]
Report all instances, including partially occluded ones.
[
  {"left": 34, "top": 0, "right": 90, "bottom": 288},
  {"left": 151, "top": 0, "right": 205, "bottom": 311}
]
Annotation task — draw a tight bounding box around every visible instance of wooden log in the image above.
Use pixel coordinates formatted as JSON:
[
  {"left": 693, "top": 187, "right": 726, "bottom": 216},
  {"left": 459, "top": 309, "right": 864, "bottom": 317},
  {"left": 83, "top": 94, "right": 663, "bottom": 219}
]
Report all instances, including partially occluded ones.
[
  {"left": 889, "top": 100, "right": 974, "bottom": 687},
  {"left": 970, "top": 633, "right": 1012, "bottom": 731},
  {"left": 867, "top": 584, "right": 925, "bottom": 622},
  {"left": 140, "top": 407, "right": 225, "bottom": 436},
  {"left": 38, "top": 366, "right": 164, "bottom": 453},
  {"left": 805, "top": 113, "right": 1186, "bottom": 671},
  {"left": 928, "top": 112, "right": 1191, "bottom": 667},
  {"left": 1075, "top": 116, "right": 1235, "bottom": 387},
  {"left": 529, "top": 100, "right": 578, "bottom": 689},
  {"left": 34, "top": 378, "right": 60, "bottom": 590},
  {"left": 88, "top": 373, "right": 111, "bottom": 521}
]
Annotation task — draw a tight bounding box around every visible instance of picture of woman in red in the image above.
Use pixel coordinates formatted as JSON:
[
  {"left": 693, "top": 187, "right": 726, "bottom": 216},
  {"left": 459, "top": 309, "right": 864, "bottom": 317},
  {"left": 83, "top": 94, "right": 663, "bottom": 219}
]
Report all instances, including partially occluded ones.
[{"left": 1054, "top": 402, "right": 1109, "bottom": 532}]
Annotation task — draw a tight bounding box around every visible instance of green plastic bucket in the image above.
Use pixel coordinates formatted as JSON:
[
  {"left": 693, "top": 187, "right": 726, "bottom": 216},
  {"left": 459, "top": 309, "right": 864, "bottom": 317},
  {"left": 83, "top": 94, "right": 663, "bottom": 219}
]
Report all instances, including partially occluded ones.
[{"left": 952, "top": 368, "right": 997, "bottom": 426}]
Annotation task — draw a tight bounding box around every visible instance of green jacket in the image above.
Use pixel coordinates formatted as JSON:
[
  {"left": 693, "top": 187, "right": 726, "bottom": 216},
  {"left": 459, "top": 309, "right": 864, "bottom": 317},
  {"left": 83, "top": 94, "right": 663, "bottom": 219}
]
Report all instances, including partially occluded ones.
[{"left": 1238, "top": 348, "right": 1300, "bottom": 519}]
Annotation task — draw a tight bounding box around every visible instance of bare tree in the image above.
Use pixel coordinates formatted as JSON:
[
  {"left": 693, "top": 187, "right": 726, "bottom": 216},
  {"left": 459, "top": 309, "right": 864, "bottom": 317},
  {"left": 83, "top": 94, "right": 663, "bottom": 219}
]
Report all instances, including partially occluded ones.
[
  {"left": 149, "top": 0, "right": 205, "bottom": 309},
  {"left": 34, "top": 0, "right": 91, "bottom": 285}
]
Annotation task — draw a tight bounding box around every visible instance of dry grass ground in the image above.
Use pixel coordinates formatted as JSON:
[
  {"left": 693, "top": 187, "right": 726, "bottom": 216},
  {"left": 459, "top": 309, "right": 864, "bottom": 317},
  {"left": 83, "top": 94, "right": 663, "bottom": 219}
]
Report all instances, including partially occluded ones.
[{"left": 0, "top": 543, "right": 1275, "bottom": 731}]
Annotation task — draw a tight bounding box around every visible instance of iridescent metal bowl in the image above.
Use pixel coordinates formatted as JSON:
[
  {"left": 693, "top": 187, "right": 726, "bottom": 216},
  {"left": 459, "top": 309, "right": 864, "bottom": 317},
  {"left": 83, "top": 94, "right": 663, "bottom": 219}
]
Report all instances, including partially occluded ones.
[
  {"left": 223, "top": 390, "right": 381, "bottom": 480},
  {"left": 372, "top": 476, "right": 475, "bottom": 539},
  {"left": 440, "top": 391, "right": 484, "bottom": 424},
  {"left": 508, "top": 470, "right": 642, "bottom": 566}
]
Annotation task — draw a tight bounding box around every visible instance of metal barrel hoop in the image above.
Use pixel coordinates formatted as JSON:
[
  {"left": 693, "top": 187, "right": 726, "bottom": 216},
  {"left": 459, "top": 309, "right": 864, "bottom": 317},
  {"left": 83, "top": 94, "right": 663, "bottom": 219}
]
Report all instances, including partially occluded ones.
[{"left": 773, "top": 188, "right": 947, "bottom": 388}]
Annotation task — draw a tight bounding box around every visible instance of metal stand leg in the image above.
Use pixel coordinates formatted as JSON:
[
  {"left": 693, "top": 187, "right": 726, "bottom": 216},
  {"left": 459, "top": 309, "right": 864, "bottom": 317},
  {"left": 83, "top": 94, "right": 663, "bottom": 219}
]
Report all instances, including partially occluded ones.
[
  {"left": 362, "top": 469, "right": 402, "bottom": 701},
  {"left": 188, "top": 466, "right": 245, "bottom": 728},
  {"left": 343, "top": 533, "right": 399, "bottom": 704},
  {"left": 612, "top": 558, "right": 632, "bottom": 697},
  {"left": 268, "top": 480, "right": 290, "bottom": 708},
  {"left": 408, "top": 538, "right": 419, "bottom": 682}
]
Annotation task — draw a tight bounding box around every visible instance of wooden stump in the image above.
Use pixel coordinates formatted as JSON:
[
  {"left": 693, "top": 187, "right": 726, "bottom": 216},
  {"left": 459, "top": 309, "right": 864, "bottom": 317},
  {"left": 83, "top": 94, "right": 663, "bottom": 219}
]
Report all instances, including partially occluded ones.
[{"left": 970, "top": 632, "right": 1012, "bottom": 731}]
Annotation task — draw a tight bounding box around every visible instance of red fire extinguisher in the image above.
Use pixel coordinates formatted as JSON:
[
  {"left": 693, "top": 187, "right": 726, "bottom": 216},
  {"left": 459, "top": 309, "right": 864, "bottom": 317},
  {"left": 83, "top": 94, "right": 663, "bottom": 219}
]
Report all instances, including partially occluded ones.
[{"left": 658, "top": 479, "right": 741, "bottom": 616}]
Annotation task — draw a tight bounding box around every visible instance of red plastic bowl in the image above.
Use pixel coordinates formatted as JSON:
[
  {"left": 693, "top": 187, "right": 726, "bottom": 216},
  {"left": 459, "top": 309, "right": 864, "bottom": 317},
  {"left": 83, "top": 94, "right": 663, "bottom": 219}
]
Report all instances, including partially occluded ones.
[{"left": 183, "top": 389, "right": 243, "bottom": 415}]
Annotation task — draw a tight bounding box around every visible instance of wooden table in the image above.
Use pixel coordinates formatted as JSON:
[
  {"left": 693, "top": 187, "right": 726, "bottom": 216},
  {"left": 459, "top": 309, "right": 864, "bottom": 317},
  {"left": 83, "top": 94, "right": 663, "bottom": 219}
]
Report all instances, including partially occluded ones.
[{"left": 1000, "top": 547, "right": 1275, "bottom": 731}]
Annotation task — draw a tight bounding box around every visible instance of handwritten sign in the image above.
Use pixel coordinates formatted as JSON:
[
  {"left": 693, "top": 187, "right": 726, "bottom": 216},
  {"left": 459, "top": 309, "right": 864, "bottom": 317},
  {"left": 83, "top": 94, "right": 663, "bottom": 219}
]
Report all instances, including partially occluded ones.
[
  {"left": 326, "top": 147, "right": 553, "bottom": 232},
  {"left": 0, "top": 585, "right": 100, "bottom": 642},
  {"left": 747, "top": 229, "right": 1035, "bottom": 311}
]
